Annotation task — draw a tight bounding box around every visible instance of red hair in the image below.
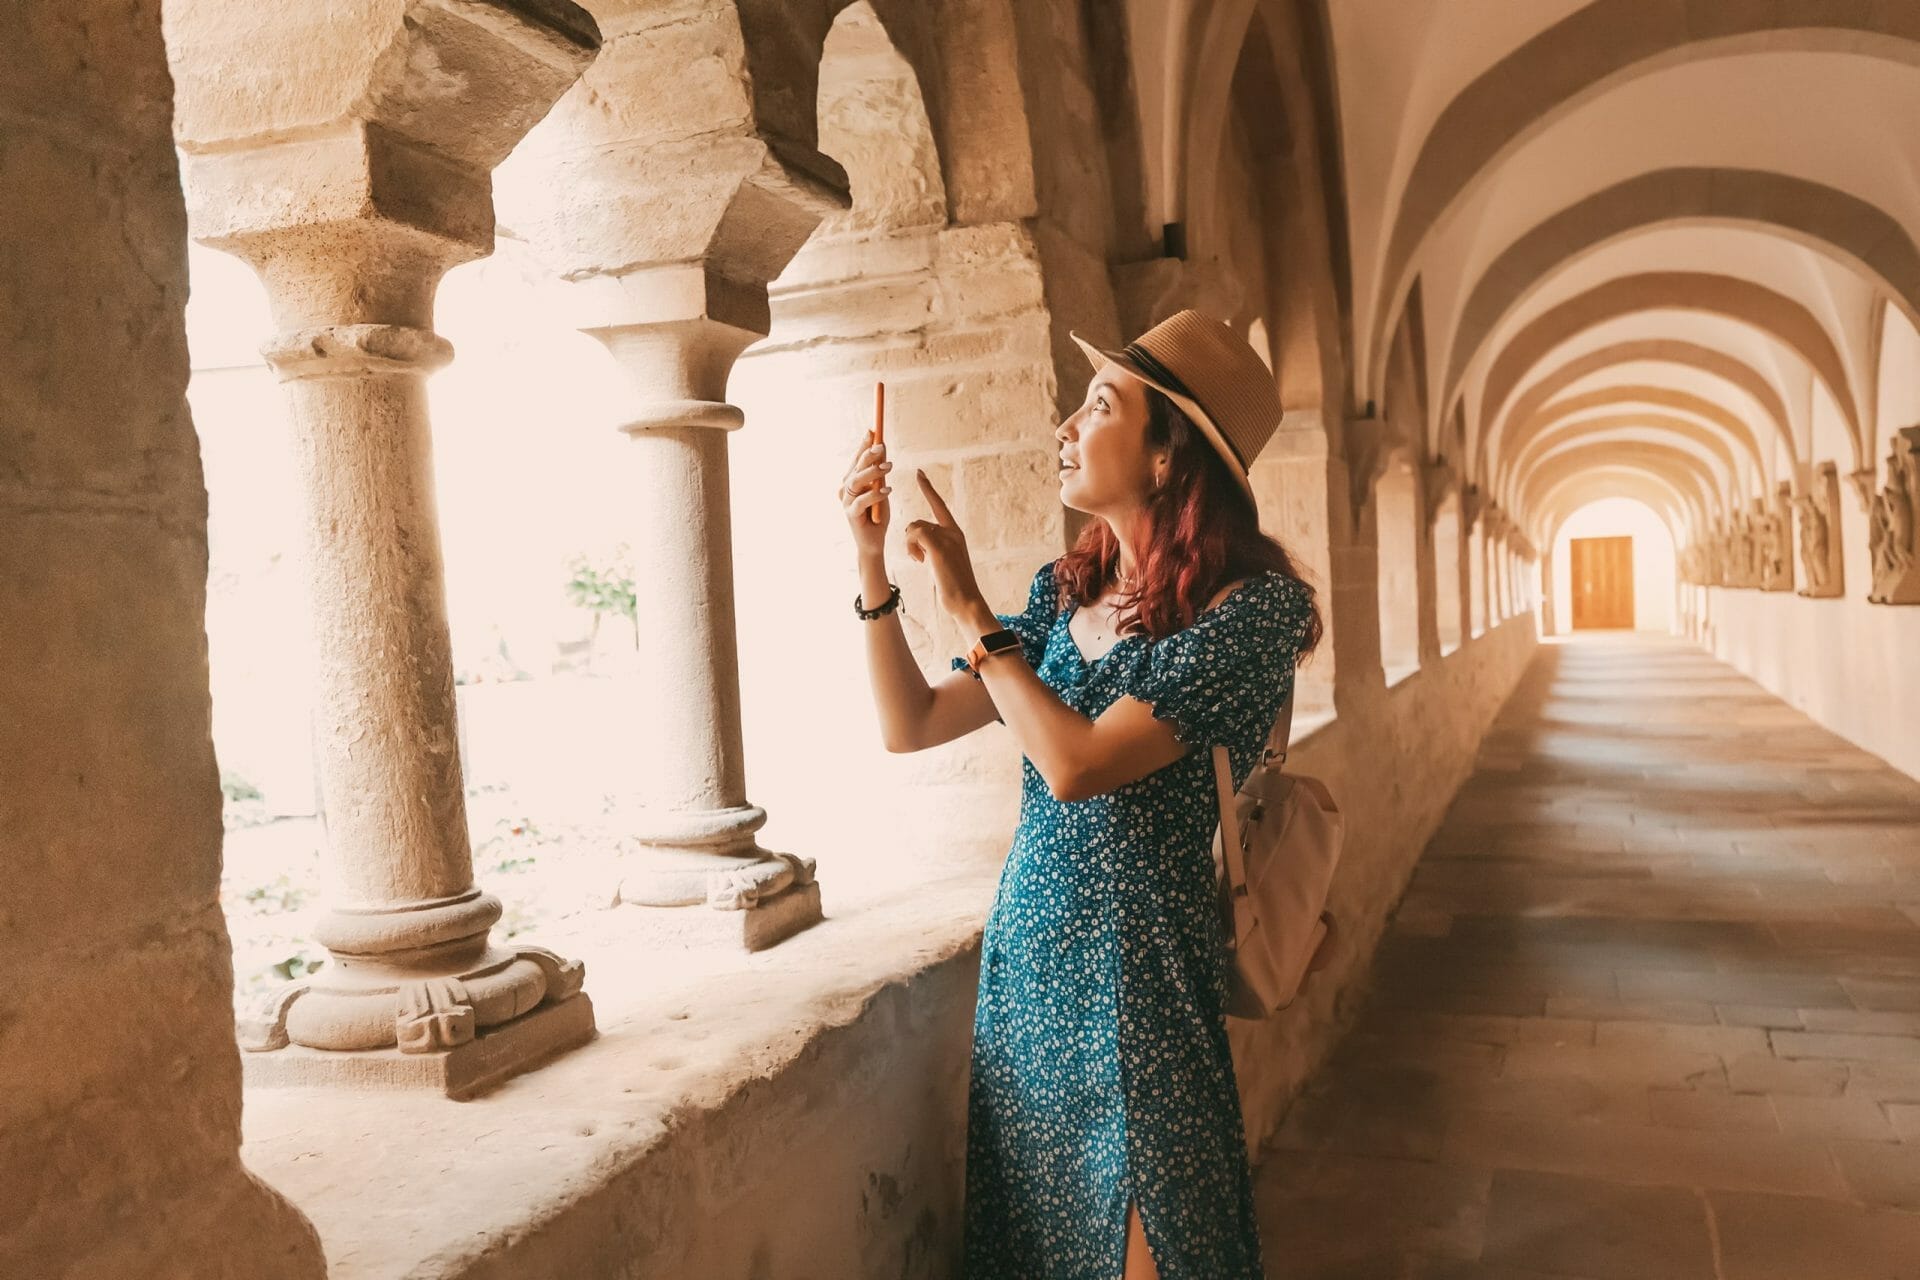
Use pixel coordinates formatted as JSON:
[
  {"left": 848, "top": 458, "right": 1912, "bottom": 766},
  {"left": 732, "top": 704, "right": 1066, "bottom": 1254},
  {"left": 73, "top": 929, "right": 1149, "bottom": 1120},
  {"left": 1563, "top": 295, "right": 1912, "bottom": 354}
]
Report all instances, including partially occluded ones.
[{"left": 1052, "top": 385, "right": 1325, "bottom": 656}]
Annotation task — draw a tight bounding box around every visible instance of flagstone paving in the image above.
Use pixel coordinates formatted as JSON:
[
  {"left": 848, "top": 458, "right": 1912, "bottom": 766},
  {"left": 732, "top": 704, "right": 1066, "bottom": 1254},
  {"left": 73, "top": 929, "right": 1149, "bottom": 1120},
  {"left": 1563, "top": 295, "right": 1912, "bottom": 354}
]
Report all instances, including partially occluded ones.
[{"left": 1252, "top": 634, "right": 1920, "bottom": 1279}]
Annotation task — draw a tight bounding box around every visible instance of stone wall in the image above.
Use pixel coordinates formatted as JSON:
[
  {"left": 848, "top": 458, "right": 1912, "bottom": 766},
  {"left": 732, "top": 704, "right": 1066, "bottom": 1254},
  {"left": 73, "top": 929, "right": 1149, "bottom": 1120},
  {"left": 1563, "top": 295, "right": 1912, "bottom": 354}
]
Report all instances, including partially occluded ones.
[
  {"left": 1696, "top": 585, "right": 1920, "bottom": 782},
  {"left": 724, "top": 0, "right": 1126, "bottom": 889},
  {"left": 0, "top": 2, "right": 323, "bottom": 1275},
  {"left": 1229, "top": 613, "right": 1539, "bottom": 1151}
]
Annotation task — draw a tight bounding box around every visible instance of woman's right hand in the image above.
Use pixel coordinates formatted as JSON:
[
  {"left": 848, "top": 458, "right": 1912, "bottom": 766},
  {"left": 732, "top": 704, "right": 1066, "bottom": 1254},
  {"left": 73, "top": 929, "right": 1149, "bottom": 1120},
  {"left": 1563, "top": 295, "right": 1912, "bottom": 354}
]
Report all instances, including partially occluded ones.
[{"left": 840, "top": 428, "right": 893, "bottom": 554}]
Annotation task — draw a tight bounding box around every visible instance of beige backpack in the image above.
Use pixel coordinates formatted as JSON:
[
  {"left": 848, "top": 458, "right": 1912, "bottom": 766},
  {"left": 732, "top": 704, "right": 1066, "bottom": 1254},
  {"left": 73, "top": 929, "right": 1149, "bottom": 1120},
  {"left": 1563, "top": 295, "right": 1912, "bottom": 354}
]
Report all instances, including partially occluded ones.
[{"left": 1209, "top": 690, "right": 1344, "bottom": 1019}]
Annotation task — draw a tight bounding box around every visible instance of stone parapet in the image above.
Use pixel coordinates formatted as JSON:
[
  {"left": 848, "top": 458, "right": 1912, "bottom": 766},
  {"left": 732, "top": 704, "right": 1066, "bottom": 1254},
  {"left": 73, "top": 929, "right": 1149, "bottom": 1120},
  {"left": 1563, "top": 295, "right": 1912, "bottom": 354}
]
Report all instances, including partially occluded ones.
[{"left": 233, "top": 615, "right": 1540, "bottom": 1278}]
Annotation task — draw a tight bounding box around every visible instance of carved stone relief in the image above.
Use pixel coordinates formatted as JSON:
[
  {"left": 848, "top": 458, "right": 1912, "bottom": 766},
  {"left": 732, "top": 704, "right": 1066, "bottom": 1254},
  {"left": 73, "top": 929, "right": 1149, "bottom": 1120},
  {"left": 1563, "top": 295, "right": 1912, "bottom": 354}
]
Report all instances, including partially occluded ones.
[
  {"left": 1867, "top": 425, "right": 1920, "bottom": 605},
  {"left": 1758, "top": 487, "right": 1793, "bottom": 592},
  {"left": 1678, "top": 544, "right": 1703, "bottom": 585},
  {"left": 1794, "top": 461, "right": 1844, "bottom": 599},
  {"left": 1721, "top": 510, "right": 1757, "bottom": 588}
]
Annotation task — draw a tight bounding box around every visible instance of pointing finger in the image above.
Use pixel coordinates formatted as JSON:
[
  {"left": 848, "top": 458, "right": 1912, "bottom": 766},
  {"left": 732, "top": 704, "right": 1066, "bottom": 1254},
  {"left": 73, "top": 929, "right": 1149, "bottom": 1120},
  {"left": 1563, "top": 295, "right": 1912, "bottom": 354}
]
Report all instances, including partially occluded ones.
[{"left": 916, "top": 468, "right": 956, "bottom": 525}]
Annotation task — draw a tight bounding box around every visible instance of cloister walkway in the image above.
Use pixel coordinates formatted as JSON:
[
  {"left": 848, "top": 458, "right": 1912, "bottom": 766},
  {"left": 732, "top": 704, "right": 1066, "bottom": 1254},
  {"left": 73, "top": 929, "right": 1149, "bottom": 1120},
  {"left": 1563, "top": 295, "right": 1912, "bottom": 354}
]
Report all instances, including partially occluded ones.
[{"left": 1253, "top": 634, "right": 1920, "bottom": 1280}]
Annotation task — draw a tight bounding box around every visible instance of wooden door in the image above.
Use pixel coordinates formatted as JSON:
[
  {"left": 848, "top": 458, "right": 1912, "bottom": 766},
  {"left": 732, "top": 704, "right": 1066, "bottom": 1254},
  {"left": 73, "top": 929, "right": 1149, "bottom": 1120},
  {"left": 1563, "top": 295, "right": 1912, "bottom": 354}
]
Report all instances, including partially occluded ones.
[{"left": 1570, "top": 535, "right": 1634, "bottom": 629}]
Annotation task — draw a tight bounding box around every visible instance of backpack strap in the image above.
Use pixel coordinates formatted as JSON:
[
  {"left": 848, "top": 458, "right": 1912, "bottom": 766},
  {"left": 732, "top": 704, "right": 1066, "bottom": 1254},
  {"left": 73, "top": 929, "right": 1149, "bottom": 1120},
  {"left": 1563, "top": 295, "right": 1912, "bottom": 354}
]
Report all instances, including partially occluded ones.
[
  {"left": 1211, "top": 686, "right": 1296, "bottom": 950},
  {"left": 1267, "top": 687, "right": 1297, "bottom": 765},
  {"left": 1210, "top": 742, "right": 1251, "bottom": 951}
]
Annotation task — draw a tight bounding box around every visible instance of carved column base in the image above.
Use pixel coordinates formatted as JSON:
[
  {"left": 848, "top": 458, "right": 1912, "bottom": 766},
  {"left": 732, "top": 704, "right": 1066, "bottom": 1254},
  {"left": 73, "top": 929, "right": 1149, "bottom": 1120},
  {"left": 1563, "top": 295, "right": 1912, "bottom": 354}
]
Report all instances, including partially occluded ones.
[
  {"left": 238, "top": 888, "right": 595, "bottom": 1095},
  {"left": 591, "top": 799, "right": 824, "bottom": 949},
  {"left": 616, "top": 878, "right": 824, "bottom": 952},
  {"left": 241, "top": 990, "right": 596, "bottom": 1101},
  {"left": 607, "top": 835, "right": 824, "bottom": 951}
]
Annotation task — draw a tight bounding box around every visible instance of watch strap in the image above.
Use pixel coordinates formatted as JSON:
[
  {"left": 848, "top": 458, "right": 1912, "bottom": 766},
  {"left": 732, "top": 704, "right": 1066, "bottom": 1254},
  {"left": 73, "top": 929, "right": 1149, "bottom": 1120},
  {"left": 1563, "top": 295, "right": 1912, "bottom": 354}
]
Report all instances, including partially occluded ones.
[{"left": 963, "top": 627, "right": 1023, "bottom": 674}]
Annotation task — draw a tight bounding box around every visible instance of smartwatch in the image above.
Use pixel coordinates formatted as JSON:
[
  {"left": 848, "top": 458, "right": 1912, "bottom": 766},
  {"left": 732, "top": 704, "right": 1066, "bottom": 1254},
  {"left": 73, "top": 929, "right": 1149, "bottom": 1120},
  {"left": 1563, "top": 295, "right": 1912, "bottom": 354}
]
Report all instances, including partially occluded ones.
[{"left": 963, "top": 627, "right": 1024, "bottom": 677}]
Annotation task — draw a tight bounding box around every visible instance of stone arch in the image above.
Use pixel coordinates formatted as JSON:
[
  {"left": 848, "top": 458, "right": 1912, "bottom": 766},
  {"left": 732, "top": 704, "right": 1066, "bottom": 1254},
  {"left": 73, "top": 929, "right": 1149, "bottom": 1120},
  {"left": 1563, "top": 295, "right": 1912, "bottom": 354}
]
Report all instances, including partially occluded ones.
[
  {"left": 1521, "top": 443, "right": 1719, "bottom": 536},
  {"left": 1384, "top": 277, "right": 1429, "bottom": 434},
  {"left": 1539, "top": 485, "right": 1688, "bottom": 634},
  {"left": 1498, "top": 386, "right": 1769, "bottom": 498},
  {"left": 1181, "top": 0, "right": 1348, "bottom": 415},
  {"left": 1486, "top": 338, "right": 1794, "bottom": 472},
  {"left": 1441, "top": 168, "right": 1920, "bottom": 407},
  {"left": 1474, "top": 273, "right": 1857, "bottom": 463},
  {"left": 1367, "top": 5, "right": 1920, "bottom": 379},
  {"left": 1540, "top": 479, "right": 1689, "bottom": 554},
  {"left": 1512, "top": 416, "right": 1741, "bottom": 520},
  {"left": 812, "top": 2, "right": 947, "bottom": 238},
  {"left": 729, "top": 0, "right": 1020, "bottom": 227},
  {"left": 851, "top": 0, "right": 1034, "bottom": 226}
]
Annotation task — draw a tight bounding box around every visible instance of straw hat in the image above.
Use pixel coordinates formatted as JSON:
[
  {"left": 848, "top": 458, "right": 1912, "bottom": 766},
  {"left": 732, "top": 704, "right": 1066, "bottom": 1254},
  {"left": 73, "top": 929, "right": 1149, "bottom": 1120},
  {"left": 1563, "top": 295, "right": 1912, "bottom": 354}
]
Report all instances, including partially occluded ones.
[{"left": 1069, "top": 309, "right": 1279, "bottom": 505}]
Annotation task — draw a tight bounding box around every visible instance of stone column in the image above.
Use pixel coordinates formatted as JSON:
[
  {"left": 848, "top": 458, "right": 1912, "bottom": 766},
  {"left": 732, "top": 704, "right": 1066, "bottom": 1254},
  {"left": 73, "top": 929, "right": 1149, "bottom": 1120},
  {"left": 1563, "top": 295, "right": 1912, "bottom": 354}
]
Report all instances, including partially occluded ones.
[
  {"left": 168, "top": 0, "right": 601, "bottom": 1094},
  {"left": 1461, "top": 484, "right": 1487, "bottom": 636},
  {"left": 1482, "top": 505, "right": 1506, "bottom": 624},
  {"left": 1254, "top": 411, "right": 1339, "bottom": 715},
  {"left": 1417, "top": 458, "right": 1457, "bottom": 663},
  {"left": 1333, "top": 415, "right": 1392, "bottom": 697},
  {"left": 1492, "top": 519, "right": 1510, "bottom": 619},
  {"left": 580, "top": 291, "right": 830, "bottom": 947},
  {"left": 497, "top": 2, "right": 850, "bottom": 949}
]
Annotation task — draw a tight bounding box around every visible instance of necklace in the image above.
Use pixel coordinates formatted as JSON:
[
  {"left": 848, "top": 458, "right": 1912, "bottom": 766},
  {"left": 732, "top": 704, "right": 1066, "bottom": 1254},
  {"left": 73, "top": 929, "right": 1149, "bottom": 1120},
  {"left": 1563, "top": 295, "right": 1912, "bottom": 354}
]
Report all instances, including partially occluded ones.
[{"left": 1081, "top": 589, "right": 1132, "bottom": 647}]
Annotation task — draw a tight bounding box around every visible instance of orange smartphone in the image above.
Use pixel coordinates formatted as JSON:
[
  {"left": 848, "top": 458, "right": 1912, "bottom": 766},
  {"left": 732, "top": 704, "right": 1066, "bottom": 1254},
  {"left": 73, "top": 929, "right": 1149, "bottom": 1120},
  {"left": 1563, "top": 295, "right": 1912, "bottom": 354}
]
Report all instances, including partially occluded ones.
[{"left": 870, "top": 381, "right": 886, "bottom": 523}]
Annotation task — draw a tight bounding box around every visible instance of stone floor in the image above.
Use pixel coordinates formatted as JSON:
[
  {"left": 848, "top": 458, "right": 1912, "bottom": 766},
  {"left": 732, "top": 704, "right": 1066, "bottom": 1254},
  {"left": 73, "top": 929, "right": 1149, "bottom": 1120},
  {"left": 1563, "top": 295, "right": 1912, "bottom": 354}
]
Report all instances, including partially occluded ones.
[{"left": 1252, "top": 633, "right": 1920, "bottom": 1280}]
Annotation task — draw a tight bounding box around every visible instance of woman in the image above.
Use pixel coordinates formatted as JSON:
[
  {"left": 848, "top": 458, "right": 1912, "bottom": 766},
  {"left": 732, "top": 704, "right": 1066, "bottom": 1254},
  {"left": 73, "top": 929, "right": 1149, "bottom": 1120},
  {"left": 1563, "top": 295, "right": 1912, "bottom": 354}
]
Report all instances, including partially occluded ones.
[{"left": 838, "top": 310, "right": 1323, "bottom": 1279}]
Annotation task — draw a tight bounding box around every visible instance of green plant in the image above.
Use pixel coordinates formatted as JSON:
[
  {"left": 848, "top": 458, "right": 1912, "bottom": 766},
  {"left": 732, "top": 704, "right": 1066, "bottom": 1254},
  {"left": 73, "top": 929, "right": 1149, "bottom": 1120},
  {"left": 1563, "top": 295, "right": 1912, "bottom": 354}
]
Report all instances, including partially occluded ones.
[
  {"left": 564, "top": 547, "right": 638, "bottom": 646},
  {"left": 271, "top": 951, "right": 326, "bottom": 982},
  {"left": 237, "top": 873, "right": 310, "bottom": 914},
  {"left": 221, "top": 770, "right": 264, "bottom": 803}
]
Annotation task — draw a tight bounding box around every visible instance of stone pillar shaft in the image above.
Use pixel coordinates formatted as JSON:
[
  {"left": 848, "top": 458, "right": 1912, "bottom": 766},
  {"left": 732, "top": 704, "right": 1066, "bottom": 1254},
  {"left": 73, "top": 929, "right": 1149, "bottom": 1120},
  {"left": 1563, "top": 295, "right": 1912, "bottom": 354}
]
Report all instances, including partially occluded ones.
[
  {"left": 624, "top": 420, "right": 749, "bottom": 822},
  {"left": 583, "top": 317, "right": 819, "bottom": 933},
  {"left": 272, "top": 327, "right": 471, "bottom": 908}
]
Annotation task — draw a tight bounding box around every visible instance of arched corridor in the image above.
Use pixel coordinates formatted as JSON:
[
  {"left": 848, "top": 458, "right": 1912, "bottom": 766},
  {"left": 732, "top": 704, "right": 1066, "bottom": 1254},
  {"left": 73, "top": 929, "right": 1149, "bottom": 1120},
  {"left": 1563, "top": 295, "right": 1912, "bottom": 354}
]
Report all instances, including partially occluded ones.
[
  {"left": 7, "top": 1, "right": 1920, "bottom": 1276},
  {"left": 1258, "top": 635, "right": 1920, "bottom": 1277}
]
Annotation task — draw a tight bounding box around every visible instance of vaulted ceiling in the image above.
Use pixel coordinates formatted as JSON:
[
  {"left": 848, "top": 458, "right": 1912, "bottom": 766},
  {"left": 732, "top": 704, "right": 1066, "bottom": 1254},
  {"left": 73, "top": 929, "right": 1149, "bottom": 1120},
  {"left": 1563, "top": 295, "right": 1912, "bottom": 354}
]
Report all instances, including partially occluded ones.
[{"left": 1323, "top": 0, "right": 1920, "bottom": 550}]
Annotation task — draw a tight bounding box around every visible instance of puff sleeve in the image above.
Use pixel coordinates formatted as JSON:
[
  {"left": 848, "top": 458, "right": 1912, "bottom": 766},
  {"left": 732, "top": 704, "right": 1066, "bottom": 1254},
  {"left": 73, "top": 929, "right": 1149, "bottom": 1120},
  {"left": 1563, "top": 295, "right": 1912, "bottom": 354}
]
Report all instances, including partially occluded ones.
[
  {"left": 1109, "top": 571, "right": 1313, "bottom": 752},
  {"left": 952, "top": 559, "right": 1062, "bottom": 720}
]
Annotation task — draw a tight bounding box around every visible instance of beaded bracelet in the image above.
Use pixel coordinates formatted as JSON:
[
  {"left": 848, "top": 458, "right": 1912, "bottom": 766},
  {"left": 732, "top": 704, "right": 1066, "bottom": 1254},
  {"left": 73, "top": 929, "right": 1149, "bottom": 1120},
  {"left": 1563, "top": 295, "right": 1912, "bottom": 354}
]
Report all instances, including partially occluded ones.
[{"left": 854, "top": 581, "right": 903, "bottom": 619}]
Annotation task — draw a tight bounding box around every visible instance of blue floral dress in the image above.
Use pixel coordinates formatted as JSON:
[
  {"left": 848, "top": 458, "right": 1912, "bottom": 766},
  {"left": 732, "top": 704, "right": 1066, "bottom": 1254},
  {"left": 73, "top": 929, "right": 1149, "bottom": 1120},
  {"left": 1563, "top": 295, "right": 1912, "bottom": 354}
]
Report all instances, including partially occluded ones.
[{"left": 950, "top": 557, "right": 1315, "bottom": 1280}]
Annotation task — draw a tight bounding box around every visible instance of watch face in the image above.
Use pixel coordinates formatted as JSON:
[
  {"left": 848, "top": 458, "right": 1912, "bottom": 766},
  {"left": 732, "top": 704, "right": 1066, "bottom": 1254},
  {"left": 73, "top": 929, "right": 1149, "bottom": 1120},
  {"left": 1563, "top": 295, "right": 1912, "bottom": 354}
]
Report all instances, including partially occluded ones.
[{"left": 983, "top": 628, "right": 1022, "bottom": 653}]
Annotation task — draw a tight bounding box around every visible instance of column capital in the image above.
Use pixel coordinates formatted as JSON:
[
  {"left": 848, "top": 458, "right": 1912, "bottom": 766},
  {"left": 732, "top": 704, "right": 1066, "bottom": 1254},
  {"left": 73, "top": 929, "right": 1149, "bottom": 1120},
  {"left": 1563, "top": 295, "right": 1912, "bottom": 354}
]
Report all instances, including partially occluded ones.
[
  {"left": 1461, "top": 482, "right": 1487, "bottom": 530},
  {"left": 169, "top": 0, "right": 597, "bottom": 169},
  {"left": 497, "top": 2, "right": 850, "bottom": 330},
  {"left": 581, "top": 301, "right": 767, "bottom": 424},
  {"left": 171, "top": 0, "right": 601, "bottom": 329},
  {"left": 1340, "top": 415, "right": 1394, "bottom": 525},
  {"left": 261, "top": 323, "right": 454, "bottom": 382},
  {"left": 1420, "top": 456, "right": 1458, "bottom": 522}
]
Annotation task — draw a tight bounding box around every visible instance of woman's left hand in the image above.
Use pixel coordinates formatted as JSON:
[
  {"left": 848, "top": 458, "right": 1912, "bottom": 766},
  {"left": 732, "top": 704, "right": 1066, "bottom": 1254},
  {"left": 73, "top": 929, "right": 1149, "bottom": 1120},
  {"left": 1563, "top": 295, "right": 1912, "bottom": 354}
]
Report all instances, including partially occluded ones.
[{"left": 902, "top": 468, "right": 986, "bottom": 621}]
